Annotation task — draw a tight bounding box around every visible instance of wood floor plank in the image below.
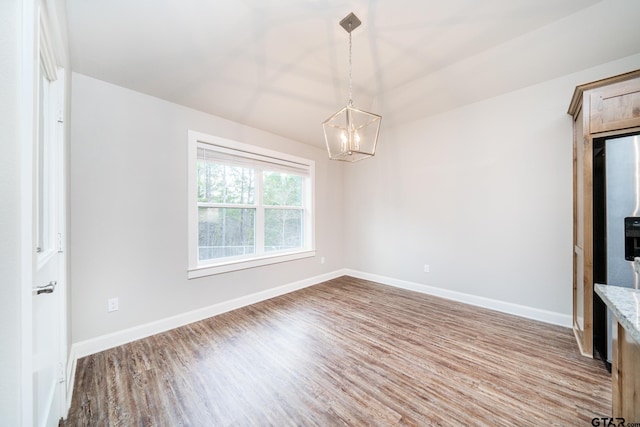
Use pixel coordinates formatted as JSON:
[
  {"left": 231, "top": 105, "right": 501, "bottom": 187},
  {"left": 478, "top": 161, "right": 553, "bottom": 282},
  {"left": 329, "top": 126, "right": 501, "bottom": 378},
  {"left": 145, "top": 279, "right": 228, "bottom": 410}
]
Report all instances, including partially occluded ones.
[{"left": 63, "top": 276, "right": 611, "bottom": 426}]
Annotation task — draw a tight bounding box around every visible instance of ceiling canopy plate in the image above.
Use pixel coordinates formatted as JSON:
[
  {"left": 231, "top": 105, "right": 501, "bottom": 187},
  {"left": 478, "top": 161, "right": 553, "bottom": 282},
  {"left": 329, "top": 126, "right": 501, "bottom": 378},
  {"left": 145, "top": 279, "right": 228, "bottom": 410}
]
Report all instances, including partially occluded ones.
[{"left": 339, "top": 12, "right": 361, "bottom": 33}]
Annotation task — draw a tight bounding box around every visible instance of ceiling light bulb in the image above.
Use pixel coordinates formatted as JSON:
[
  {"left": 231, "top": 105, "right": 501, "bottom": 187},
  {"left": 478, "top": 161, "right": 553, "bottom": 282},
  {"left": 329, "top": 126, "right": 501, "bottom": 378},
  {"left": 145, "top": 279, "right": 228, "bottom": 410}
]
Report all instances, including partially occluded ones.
[
  {"left": 340, "top": 131, "right": 348, "bottom": 152},
  {"left": 352, "top": 129, "right": 360, "bottom": 150}
]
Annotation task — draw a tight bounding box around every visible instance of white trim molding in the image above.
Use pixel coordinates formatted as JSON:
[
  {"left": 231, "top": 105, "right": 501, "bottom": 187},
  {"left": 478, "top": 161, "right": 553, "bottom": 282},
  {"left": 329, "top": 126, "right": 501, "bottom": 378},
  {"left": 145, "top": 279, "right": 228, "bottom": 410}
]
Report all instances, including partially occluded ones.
[
  {"left": 189, "top": 250, "right": 316, "bottom": 279},
  {"left": 70, "top": 269, "right": 347, "bottom": 361},
  {"left": 65, "top": 345, "right": 77, "bottom": 413},
  {"left": 66, "top": 270, "right": 346, "bottom": 412},
  {"left": 66, "top": 268, "right": 570, "bottom": 413},
  {"left": 344, "top": 269, "right": 572, "bottom": 328},
  {"left": 69, "top": 269, "right": 571, "bottom": 361}
]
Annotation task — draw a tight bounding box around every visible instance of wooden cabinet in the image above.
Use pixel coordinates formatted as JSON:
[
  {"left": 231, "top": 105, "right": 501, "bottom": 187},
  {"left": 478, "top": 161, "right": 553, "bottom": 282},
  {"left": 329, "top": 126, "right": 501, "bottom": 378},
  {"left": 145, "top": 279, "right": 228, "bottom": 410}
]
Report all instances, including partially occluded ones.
[
  {"left": 595, "top": 284, "right": 640, "bottom": 419},
  {"left": 612, "top": 321, "right": 640, "bottom": 419},
  {"left": 589, "top": 79, "right": 640, "bottom": 134},
  {"left": 568, "top": 69, "right": 640, "bottom": 357}
]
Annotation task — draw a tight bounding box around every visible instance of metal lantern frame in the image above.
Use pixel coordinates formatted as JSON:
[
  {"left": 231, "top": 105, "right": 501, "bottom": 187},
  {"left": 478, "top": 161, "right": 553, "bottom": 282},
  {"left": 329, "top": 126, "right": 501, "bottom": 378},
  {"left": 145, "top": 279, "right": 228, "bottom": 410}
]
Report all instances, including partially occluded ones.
[{"left": 322, "top": 12, "right": 381, "bottom": 163}]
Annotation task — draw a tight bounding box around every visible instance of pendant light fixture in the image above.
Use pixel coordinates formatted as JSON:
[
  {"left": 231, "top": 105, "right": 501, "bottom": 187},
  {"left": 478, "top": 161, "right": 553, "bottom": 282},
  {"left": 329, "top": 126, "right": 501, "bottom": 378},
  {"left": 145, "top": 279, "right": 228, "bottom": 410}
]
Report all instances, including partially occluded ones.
[{"left": 322, "top": 12, "right": 381, "bottom": 162}]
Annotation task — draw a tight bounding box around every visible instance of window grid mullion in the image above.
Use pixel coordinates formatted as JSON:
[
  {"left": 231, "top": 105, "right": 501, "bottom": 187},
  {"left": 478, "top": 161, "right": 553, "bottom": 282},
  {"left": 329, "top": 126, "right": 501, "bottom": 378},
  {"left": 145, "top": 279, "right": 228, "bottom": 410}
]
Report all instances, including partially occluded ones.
[
  {"left": 197, "top": 202, "right": 256, "bottom": 209},
  {"left": 255, "top": 167, "right": 264, "bottom": 255},
  {"left": 262, "top": 206, "right": 304, "bottom": 210},
  {"left": 303, "top": 171, "right": 310, "bottom": 248}
]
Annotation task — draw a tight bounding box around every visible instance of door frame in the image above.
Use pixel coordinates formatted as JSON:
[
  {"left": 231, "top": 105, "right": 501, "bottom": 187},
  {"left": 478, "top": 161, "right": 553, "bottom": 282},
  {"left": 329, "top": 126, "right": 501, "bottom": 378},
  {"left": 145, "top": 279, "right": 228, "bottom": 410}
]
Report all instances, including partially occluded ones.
[{"left": 20, "top": 0, "right": 37, "bottom": 423}]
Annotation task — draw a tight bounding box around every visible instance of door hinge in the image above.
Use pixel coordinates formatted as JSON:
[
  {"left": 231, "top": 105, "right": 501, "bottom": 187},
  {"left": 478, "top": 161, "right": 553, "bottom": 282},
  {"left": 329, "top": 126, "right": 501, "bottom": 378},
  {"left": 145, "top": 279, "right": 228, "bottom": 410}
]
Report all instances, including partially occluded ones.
[{"left": 57, "top": 232, "right": 64, "bottom": 253}]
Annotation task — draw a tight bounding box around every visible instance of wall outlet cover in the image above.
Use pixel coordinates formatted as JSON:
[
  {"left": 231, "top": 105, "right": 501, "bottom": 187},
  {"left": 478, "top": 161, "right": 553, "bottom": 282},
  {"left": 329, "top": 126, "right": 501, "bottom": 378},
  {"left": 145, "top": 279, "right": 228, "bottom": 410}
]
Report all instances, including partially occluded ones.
[{"left": 107, "top": 298, "right": 119, "bottom": 312}]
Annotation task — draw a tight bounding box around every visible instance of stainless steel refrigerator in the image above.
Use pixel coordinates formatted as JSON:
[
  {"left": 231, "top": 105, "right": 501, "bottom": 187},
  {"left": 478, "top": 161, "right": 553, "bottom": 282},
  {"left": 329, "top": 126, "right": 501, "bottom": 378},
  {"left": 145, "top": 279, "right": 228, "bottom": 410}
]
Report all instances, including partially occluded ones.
[{"left": 593, "top": 134, "right": 640, "bottom": 365}]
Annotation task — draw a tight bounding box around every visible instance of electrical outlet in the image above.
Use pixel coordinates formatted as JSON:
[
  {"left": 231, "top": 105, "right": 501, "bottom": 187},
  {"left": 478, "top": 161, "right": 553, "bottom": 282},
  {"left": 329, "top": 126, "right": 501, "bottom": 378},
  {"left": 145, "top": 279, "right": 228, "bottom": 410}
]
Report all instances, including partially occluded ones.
[
  {"left": 108, "top": 297, "right": 119, "bottom": 312},
  {"left": 424, "top": 264, "right": 430, "bottom": 273},
  {"left": 320, "top": 257, "right": 325, "bottom": 264}
]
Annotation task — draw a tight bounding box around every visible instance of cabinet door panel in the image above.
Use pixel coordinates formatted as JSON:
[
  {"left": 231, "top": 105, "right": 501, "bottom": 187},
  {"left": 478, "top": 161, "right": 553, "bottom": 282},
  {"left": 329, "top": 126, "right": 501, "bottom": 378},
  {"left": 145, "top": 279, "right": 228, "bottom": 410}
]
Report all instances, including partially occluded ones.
[
  {"left": 575, "top": 110, "right": 584, "bottom": 249},
  {"left": 574, "top": 247, "right": 584, "bottom": 332},
  {"left": 590, "top": 80, "right": 640, "bottom": 133},
  {"left": 613, "top": 323, "right": 640, "bottom": 419}
]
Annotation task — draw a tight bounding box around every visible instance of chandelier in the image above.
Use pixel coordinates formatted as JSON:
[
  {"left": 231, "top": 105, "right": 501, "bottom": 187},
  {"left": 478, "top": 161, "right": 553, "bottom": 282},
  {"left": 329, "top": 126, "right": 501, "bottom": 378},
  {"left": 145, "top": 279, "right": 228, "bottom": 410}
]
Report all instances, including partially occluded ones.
[{"left": 322, "top": 13, "right": 381, "bottom": 162}]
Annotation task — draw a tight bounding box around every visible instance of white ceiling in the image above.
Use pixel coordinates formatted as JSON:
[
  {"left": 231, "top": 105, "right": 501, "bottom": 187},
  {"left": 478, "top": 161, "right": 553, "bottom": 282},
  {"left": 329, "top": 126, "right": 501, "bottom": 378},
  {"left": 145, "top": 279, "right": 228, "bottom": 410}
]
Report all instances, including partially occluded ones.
[{"left": 65, "top": 0, "right": 639, "bottom": 147}]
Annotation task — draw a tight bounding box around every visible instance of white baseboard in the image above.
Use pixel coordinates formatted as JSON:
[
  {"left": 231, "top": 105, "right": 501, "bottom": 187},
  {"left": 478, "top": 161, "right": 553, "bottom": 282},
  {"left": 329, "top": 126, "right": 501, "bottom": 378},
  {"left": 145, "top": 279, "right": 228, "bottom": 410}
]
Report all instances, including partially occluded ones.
[
  {"left": 65, "top": 345, "right": 77, "bottom": 414},
  {"left": 71, "top": 269, "right": 347, "bottom": 361},
  {"left": 344, "top": 269, "right": 572, "bottom": 328},
  {"left": 65, "top": 268, "right": 570, "bottom": 414},
  {"left": 69, "top": 268, "right": 570, "bottom": 361},
  {"left": 65, "top": 269, "right": 348, "bottom": 412}
]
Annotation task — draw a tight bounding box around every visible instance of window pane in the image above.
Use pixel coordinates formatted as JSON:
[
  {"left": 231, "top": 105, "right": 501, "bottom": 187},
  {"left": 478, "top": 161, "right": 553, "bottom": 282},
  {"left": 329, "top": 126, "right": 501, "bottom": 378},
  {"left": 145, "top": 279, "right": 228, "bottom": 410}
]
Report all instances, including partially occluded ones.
[
  {"left": 198, "top": 207, "right": 255, "bottom": 260},
  {"left": 264, "top": 209, "right": 303, "bottom": 252},
  {"left": 263, "top": 172, "right": 302, "bottom": 206},
  {"left": 37, "top": 65, "right": 50, "bottom": 253},
  {"left": 198, "top": 161, "right": 255, "bottom": 204}
]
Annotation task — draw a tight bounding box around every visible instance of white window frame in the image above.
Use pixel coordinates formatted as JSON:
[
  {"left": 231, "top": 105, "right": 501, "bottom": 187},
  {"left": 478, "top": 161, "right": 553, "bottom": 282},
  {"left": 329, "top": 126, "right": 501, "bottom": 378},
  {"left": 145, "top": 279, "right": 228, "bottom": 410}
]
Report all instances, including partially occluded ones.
[
  {"left": 188, "top": 130, "right": 315, "bottom": 278},
  {"left": 36, "top": 43, "right": 63, "bottom": 269}
]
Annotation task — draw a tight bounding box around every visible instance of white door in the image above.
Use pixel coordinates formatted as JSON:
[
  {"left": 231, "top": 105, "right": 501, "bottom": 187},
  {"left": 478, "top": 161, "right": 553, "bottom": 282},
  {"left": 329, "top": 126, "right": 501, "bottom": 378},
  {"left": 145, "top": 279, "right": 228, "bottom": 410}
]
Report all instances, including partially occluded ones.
[{"left": 31, "top": 11, "right": 67, "bottom": 425}]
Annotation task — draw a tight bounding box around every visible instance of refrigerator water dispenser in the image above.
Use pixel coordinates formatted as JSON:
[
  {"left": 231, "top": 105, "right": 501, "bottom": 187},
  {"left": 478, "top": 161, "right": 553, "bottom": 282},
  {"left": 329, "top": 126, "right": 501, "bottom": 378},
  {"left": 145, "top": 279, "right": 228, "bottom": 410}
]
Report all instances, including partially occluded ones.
[{"left": 624, "top": 217, "right": 640, "bottom": 261}]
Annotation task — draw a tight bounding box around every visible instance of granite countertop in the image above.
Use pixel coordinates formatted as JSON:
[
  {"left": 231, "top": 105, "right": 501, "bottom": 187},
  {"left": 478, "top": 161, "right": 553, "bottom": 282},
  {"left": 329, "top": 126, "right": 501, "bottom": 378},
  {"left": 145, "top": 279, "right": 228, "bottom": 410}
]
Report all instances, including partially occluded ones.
[{"left": 595, "top": 284, "right": 640, "bottom": 343}]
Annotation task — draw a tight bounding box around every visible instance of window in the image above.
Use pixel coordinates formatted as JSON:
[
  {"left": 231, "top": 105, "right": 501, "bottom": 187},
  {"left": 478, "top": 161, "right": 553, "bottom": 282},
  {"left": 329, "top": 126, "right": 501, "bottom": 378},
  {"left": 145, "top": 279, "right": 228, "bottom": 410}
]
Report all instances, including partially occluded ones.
[
  {"left": 188, "top": 131, "right": 315, "bottom": 277},
  {"left": 37, "top": 62, "right": 53, "bottom": 256},
  {"left": 36, "top": 50, "right": 63, "bottom": 266}
]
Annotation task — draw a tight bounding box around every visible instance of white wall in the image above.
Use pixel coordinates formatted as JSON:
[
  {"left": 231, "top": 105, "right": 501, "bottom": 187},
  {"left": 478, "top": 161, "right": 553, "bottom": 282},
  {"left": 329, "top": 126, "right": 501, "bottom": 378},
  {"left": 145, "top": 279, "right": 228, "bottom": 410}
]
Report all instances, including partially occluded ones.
[
  {"left": 377, "top": 0, "right": 640, "bottom": 127},
  {"left": 70, "top": 73, "right": 344, "bottom": 343},
  {"left": 69, "top": 5, "right": 640, "bottom": 349},
  {"left": 344, "top": 54, "right": 640, "bottom": 318}
]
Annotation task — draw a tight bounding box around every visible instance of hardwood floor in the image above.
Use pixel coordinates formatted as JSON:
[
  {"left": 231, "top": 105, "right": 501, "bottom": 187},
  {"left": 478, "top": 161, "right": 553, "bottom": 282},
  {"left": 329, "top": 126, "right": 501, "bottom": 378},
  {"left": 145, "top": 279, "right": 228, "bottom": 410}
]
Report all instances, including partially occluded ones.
[{"left": 63, "top": 276, "right": 611, "bottom": 426}]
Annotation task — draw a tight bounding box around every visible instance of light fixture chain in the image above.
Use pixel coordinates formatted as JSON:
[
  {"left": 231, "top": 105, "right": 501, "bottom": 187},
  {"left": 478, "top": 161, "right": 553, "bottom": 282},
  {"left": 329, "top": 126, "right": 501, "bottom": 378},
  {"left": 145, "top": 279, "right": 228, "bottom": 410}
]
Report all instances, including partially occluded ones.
[{"left": 348, "top": 22, "right": 353, "bottom": 107}]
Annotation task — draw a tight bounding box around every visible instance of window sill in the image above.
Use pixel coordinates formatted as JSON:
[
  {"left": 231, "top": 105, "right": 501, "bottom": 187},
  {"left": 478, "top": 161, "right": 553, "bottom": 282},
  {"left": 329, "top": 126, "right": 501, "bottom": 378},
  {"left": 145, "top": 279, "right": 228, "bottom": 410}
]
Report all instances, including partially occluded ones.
[{"left": 188, "top": 249, "right": 316, "bottom": 279}]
